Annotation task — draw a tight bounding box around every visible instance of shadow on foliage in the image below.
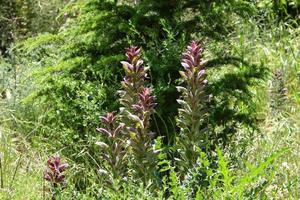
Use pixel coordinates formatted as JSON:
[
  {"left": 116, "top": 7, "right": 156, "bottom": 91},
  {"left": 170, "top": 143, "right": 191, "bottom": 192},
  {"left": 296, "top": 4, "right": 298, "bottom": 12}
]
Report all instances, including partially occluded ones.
[{"left": 205, "top": 56, "right": 269, "bottom": 147}]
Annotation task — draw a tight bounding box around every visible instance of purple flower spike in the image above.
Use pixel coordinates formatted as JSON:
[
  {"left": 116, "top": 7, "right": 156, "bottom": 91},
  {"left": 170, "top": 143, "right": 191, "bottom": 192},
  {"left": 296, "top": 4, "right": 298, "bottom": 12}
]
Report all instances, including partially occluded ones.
[
  {"left": 176, "top": 41, "right": 209, "bottom": 168},
  {"left": 119, "top": 46, "right": 157, "bottom": 181},
  {"left": 95, "top": 111, "right": 127, "bottom": 179},
  {"left": 44, "top": 156, "right": 68, "bottom": 184}
]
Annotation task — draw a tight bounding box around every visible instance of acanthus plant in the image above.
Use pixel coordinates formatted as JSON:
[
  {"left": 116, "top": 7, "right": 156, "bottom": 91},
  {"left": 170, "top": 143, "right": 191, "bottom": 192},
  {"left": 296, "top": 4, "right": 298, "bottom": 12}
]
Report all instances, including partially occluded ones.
[
  {"left": 119, "top": 47, "right": 157, "bottom": 183},
  {"left": 96, "top": 111, "right": 127, "bottom": 184},
  {"left": 176, "top": 41, "right": 209, "bottom": 169},
  {"left": 94, "top": 42, "right": 208, "bottom": 185},
  {"left": 44, "top": 156, "right": 68, "bottom": 199}
]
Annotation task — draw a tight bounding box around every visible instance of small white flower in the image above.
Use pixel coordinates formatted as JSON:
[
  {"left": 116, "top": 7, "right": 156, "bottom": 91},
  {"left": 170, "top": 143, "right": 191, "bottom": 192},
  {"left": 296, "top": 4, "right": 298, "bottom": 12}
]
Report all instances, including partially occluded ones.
[{"left": 281, "top": 162, "right": 289, "bottom": 169}]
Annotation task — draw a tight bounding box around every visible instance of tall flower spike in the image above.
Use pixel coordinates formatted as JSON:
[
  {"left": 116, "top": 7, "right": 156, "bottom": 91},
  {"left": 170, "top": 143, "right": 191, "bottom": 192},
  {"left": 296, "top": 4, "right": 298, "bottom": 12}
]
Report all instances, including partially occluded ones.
[
  {"left": 96, "top": 111, "right": 127, "bottom": 182},
  {"left": 119, "top": 47, "right": 157, "bottom": 185},
  {"left": 176, "top": 41, "right": 208, "bottom": 171}
]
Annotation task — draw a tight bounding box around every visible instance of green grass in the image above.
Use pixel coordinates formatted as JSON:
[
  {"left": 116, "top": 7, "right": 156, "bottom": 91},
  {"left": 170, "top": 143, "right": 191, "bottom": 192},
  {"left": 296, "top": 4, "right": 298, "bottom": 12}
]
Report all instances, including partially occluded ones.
[
  {"left": 225, "top": 20, "right": 300, "bottom": 199},
  {"left": 0, "top": 127, "right": 45, "bottom": 200}
]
